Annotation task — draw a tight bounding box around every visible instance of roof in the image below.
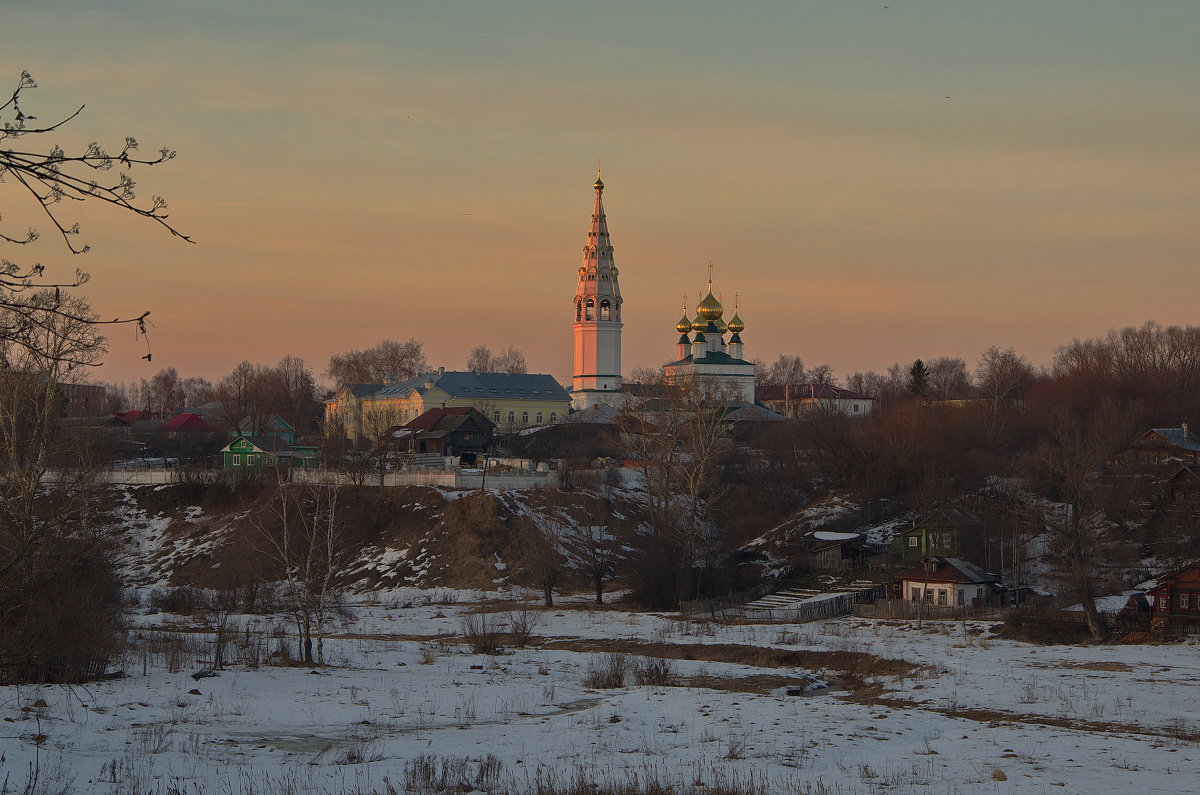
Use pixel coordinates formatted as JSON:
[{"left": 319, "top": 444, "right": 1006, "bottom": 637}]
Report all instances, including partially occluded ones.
[
  {"left": 347, "top": 370, "right": 571, "bottom": 404},
  {"left": 559, "top": 403, "right": 621, "bottom": 425},
  {"left": 1143, "top": 427, "right": 1200, "bottom": 453},
  {"left": 721, "top": 402, "right": 785, "bottom": 423},
  {"left": 405, "top": 406, "right": 493, "bottom": 433},
  {"left": 756, "top": 383, "right": 872, "bottom": 402},
  {"left": 223, "top": 435, "right": 293, "bottom": 454},
  {"left": 161, "top": 413, "right": 213, "bottom": 433},
  {"left": 896, "top": 557, "right": 998, "bottom": 585},
  {"left": 916, "top": 507, "right": 985, "bottom": 528}
]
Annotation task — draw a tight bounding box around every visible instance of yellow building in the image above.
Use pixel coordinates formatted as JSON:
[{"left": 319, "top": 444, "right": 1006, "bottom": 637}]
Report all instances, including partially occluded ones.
[{"left": 324, "top": 368, "right": 571, "bottom": 442}]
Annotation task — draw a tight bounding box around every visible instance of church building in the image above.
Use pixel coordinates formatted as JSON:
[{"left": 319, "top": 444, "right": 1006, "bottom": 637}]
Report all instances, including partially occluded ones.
[{"left": 663, "top": 275, "right": 756, "bottom": 403}]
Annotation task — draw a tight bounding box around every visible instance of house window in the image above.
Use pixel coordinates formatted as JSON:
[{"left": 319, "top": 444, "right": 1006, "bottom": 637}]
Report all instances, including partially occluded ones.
[
  {"left": 908, "top": 536, "right": 918, "bottom": 547},
  {"left": 493, "top": 411, "right": 501, "bottom": 423},
  {"left": 910, "top": 588, "right": 920, "bottom": 602},
  {"left": 924, "top": 589, "right": 934, "bottom": 603},
  {"left": 1180, "top": 593, "right": 1190, "bottom": 610},
  {"left": 853, "top": 404, "right": 860, "bottom": 413},
  {"left": 507, "top": 411, "right": 515, "bottom": 425},
  {"left": 937, "top": 589, "right": 948, "bottom": 606},
  {"left": 536, "top": 412, "right": 543, "bottom": 424},
  {"left": 232, "top": 454, "right": 241, "bottom": 465},
  {"left": 521, "top": 411, "right": 529, "bottom": 425},
  {"left": 247, "top": 455, "right": 257, "bottom": 466},
  {"left": 550, "top": 412, "right": 557, "bottom": 422},
  {"left": 957, "top": 590, "right": 965, "bottom": 607},
  {"left": 1158, "top": 595, "right": 1168, "bottom": 611}
]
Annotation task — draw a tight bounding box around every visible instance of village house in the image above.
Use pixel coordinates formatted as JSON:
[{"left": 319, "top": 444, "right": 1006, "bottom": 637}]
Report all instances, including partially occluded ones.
[
  {"left": 1126, "top": 424, "right": 1200, "bottom": 469},
  {"left": 393, "top": 406, "right": 495, "bottom": 459},
  {"left": 895, "top": 557, "right": 999, "bottom": 608},
  {"left": 891, "top": 507, "right": 986, "bottom": 561},
  {"left": 221, "top": 435, "right": 319, "bottom": 471},
  {"left": 1143, "top": 562, "right": 1200, "bottom": 622}
]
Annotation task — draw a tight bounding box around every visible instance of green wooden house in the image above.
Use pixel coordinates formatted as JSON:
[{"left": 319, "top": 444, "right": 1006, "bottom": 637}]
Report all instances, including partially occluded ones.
[
  {"left": 891, "top": 508, "right": 985, "bottom": 561},
  {"left": 221, "top": 435, "right": 319, "bottom": 470}
]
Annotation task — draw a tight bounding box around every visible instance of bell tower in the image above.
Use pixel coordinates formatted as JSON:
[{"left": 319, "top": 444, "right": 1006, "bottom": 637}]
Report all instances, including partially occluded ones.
[{"left": 571, "top": 170, "right": 623, "bottom": 410}]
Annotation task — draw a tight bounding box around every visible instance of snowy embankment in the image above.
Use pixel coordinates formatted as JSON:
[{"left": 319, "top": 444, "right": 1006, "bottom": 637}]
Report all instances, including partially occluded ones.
[{"left": 3, "top": 593, "right": 1199, "bottom": 794}]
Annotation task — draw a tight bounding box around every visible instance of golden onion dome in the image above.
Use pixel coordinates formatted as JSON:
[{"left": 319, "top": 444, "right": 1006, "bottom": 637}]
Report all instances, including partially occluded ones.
[
  {"left": 676, "top": 314, "right": 692, "bottom": 334},
  {"left": 594, "top": 175, "right": 605, "bottom": 191},
  {"left": 726, "top": 312, "right": 745, "bottom": 334},
  {"left": 697, "top": 288, "right": 723, "bottom": 321},
  {"left": 715, "top": 316, "right": 728, "bottom": 334},
  {"left": 690, "top": 314, "right": 707, "bottom": 333}
]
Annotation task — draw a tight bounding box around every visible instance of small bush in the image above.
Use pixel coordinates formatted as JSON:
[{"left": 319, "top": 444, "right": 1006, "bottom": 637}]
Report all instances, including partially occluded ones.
[
  {"left": 148, "top": 586, "right": 210, "bottom": 615},
  {"left": 633, "top": 657, "right": 676, "bottom": 687},
  {"left": 507, "top": 606, "right": 542, "bottom": 649},
  {"left": 461, "top": 612, "right": 503, "bottom": 655},
  {"left": 584, "top": 654, "right": 628, "bottom": 688}
]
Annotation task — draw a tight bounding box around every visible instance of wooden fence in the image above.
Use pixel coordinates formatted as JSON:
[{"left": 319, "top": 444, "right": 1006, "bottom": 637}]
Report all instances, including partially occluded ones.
[{"left": 854, "top": 600, "right": 1004, "bottom": 621}]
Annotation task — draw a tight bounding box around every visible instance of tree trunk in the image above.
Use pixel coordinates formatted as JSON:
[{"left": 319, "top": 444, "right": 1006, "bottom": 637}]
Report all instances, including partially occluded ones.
[
  {"left": 543, "top": 582, "right": 553, "bottom": 608},
  {"left": 594, "top": 575, "right": 604, "bottom": 605}
]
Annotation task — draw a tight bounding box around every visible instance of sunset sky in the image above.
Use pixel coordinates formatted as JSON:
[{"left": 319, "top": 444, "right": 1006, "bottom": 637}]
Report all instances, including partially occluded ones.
[{"left": 7, "top": 1, "right": 1200, "bottom": 388}]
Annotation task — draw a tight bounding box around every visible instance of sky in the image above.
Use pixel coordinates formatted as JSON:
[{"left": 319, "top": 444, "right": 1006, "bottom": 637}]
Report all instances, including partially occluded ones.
[{"left": 6, "top": 1, "right": 1200, "bottom": 388}]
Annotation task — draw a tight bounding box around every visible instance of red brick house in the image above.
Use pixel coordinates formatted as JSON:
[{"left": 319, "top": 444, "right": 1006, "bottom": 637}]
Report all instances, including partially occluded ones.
[{"left": 1145, "top": 563, "right": 1200, "bottom": 621}]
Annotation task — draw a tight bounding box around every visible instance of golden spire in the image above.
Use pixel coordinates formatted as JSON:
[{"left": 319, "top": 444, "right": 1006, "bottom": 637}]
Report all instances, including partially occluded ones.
[{"left": 594, "top": 160, "right": 604, "bottom": 192}]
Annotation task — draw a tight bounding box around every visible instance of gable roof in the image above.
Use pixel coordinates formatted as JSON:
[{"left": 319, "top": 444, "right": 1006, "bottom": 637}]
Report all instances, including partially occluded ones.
[
  {"left": 161, "top": 413, "right": 213, "bottom": 433},
  {"left": 345, "top": 370, "right": 572, "bottom": 404},
  {"left": 222, "top": 435, "right": 293, "bottom": 454},
  {"left": 405, "top": 406, "right": 493, "bottom": 433},
  {"left": 1142, "top": 427, "right": 1200, "bottom": 453},
  {"left": 896, "top": 557, "right": 998, "bottom": 584},
  {"left": 915, "top": 507, "right": 985, "bottom": 529}
]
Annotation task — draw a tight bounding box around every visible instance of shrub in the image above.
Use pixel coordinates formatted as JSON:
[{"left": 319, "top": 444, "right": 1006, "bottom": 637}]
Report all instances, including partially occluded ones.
[
  {"left": 584, "top": 654, "right": 629, "bottom": 688},
  {"left": 461, "top": 612, "right": 503, "bottom": 655},
  {"left": 633, "top": 657, "right": 676, "bottom": 686}
]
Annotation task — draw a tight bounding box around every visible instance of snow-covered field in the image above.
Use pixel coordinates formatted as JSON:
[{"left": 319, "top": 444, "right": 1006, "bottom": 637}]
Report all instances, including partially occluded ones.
[{"left": 3, "top": 593, "right": 1198, "bottom": 793}]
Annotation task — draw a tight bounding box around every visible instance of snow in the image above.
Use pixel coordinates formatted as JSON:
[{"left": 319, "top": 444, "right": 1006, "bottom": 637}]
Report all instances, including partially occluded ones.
[
  {"left": 811, "top": 531, "right": 861, "bottom": 542},
  {"left": 5, "top": 596, "right": 1200, "bottom": 793}
]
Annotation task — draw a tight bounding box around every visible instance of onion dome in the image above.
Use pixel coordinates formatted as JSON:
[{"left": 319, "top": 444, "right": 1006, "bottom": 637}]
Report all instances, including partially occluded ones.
[
  {"left": 697, "top": 288, "right": 724, "bottom": 322},
  {"left": 715, "top": 316, "right": 728, "bottom": 334},
  {"left": 690, "top": 313, "right": 707, "bottom": 333},
  {"left": 726, "top": 312, "right": 745, "bottom": 334},
  {"left": 676, "top": 314, "right": 692, "bottom": 334}
]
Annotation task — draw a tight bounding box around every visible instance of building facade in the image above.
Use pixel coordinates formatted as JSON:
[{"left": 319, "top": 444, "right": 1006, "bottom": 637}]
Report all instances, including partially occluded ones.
[{"left": 325, "top": 369, "right": 571, "bottom": 442}]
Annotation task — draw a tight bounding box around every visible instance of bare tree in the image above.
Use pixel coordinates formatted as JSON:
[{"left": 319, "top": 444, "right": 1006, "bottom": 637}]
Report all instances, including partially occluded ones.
[
  {"left": 252, "top": 481, "right": 350, "bottom": 665},
  {"left": 1025, "top": 407, "right": 1134, "bottom": 641},
  {"left": 467, "top": 344, "right": 527, "bottom": 374},
  {"left": 1, "top": 71, "right": 190, "bottom": 359},
  {"left": 756, "top": 353, "right": 805, "bottom": 387},
  {"left": 326, "top": 338, "right": 427, "bottom": 385},
  {"left": 926, "top": 357, "right": 972, "bottom": 401}
]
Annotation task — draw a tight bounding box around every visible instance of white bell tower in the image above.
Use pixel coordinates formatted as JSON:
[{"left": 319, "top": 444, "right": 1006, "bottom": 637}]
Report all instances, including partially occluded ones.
[{"left": 571, "top": 171, "right": 623, "bottom": 410}]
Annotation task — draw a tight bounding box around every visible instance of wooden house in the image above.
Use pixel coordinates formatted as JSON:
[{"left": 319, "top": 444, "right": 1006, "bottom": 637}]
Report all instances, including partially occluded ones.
[
  {"left": 1145, "top": 563, "right": 1200, "bottom": 622},
  {"left": 396, "top": 407, "right": 494, "bottom": 457},
  {"left": 895, "top": 557, "right": 999, "bottom": 608},
  {"left": 1127, "top": 425, "right": 1200, "bottom": 469},
  {"left": 891, "top": 508, "right": 985, "bottom": 561},
  {"left": 221, "top": 436, "right": 319, "bottom": 471}
]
